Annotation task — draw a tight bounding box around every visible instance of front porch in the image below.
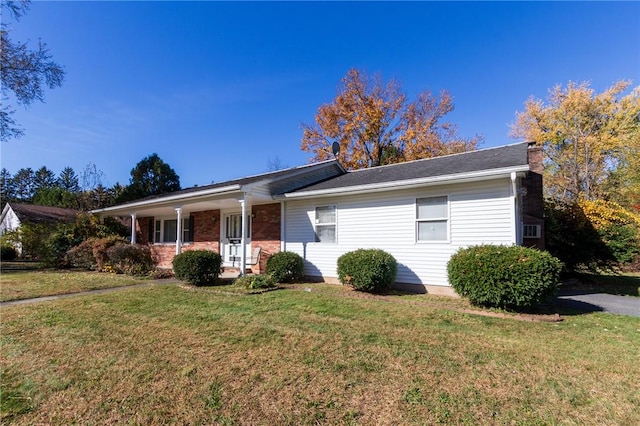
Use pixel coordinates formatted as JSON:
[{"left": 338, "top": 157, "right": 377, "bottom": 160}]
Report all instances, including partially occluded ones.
[{"left": 136, "top": 202, "right": 281, "bottom": 274}]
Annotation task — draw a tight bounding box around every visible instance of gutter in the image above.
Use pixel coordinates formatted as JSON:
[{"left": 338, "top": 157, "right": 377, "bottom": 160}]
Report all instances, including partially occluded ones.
[
  {"left": 277, "top": 165, "right": 530, "bottom": 200},
  {"left": 90, "top": 184, "right": 242, "bottom": 214}
]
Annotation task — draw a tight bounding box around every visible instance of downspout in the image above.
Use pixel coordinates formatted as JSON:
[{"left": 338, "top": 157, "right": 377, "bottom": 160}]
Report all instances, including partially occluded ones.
[{"left": 130, "top": 212, "right": 137, "bottom": 244}]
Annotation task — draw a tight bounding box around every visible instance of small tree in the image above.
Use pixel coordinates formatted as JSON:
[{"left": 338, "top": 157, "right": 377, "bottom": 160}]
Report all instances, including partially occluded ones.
[
  {"left": 116, "top": 153, "right": 181, "bottom": 203},
  {"left": 301, "top": 68, "right": 481, "bottom": 170}
]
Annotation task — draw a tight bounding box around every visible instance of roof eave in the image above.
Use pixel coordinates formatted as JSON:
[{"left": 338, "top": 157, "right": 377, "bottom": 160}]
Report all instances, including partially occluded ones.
[
  {"left": 278, "top": 165, "right": 530, "bottom": 200},
  {"left": 90, "top": 184, "right": 243, "bottom": 215}
]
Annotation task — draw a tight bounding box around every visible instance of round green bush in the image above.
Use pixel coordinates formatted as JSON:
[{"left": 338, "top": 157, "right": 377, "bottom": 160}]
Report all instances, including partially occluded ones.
[
  {"left": 447, "top": 244, "right": 562, "bottom": 310},
  {"left": 265, "top": 251, "right": 304, "bottom": 283},
  {"left": 1, "top": 245, "right": 17, "bottom": 261},
  {"left": 337, "top": 248, "right": 397, "bottom": 293},
  {"left": 172, "top": 250, "right": 222, "bottom": 286}
]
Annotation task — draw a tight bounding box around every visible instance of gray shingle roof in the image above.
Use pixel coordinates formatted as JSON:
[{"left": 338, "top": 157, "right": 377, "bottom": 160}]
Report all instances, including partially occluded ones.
[
  {"left": 289, "top": 142, "right": 530, "bottom": 193},
  {"left": 10, "top": 203, "right": 79, "bottom": 224},
  {"left": 102, "top": 159, "right": 344, "bottom": 207}
]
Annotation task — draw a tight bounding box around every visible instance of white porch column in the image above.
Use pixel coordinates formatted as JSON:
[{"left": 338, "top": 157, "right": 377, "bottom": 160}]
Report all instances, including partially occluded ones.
[
  {"left": 175, "top": 207, "right": 183, "bottom": 255},
  {"left": 130, "top": 213, "right": 137, "bottom": 244},
  {"left": 239, "top": 197, "right": 247, "bottom": 275}
]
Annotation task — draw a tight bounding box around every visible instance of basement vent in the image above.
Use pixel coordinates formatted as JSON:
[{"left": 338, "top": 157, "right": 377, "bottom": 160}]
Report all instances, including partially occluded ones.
[{"left": 523, "top": 224, "right": 541, "bottom": 239}]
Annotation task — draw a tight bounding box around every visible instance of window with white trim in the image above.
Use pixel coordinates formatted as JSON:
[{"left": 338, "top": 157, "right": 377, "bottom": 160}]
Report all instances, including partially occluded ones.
[
  {"left": 314, "top": 205, "right": 336, "bottom": 243},
  {"left": 154, "top": 217, "right": 191, "bottom": 243},
  {"left": 416, "top": 196, "right": 448, "bottom": 242}
]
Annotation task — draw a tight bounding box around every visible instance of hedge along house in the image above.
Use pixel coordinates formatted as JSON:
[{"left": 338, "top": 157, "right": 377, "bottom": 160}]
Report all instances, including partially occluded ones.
[{"left": 92, "top": 142, "right": 544, "bottom": 294}]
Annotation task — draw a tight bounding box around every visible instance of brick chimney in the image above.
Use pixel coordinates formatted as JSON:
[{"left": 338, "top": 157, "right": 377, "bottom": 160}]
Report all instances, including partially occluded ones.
[{"left": 522, "top": 142, "right": 545, "bottom": 249}]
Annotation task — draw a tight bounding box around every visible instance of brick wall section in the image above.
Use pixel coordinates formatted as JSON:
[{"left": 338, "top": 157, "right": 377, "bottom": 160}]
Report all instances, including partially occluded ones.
[
  {"left": 250, "top": 203, "right": 281, "bottom": 273},
  {"left": 522, "top": 143, "right": 545, "bottom": 249},
  {"left": 192, "top": 210, "right": 220, "bottom": 246},
  {"left": 137, "top": 207, "right": 282, "bottom": 271},
  {"left": 137, "top": 210, "right": 222, "bottom": 269},
  {"left": 150, "top": 245, "right": 175, "bottom": 268}
]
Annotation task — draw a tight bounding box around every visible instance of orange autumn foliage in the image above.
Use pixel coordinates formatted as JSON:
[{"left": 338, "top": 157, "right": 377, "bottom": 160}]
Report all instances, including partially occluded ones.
[{"left": 301, "top": 69, "right": 481, "bottom": 170}]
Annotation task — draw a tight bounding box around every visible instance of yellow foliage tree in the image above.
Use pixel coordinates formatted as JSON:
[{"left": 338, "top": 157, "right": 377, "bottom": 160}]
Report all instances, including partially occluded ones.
[
  {"left": 510, "top": 80, "right": 640, "bottom": 205},
  {"left": 301, "top": 69, "right": 481, "bottom": 170}
]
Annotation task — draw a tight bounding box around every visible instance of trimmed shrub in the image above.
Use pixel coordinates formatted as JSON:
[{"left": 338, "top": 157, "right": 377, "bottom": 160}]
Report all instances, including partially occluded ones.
[
  {"left": 233, "top": 274, "right": 276, "bottom": 290},
  {"left": 66, "top": 236, "right": 127, "bottom": 271},
  {"left": 1, "top": 245, "right": 17, "bottom": 261},
  {"left": 106, "top": 243, "right": 156, "bottom": 276},
  {"left": 265, "top": 251, "right": 304, "bottom": 283},
  {"left": 447, "top": 245, "right": 562, "bottom": 310},
  {"left": 337, "top": 248, "right": 397, "bottom": 293},
  {"left": 173, "top": 250, "right": 222, "bottom": 286}
]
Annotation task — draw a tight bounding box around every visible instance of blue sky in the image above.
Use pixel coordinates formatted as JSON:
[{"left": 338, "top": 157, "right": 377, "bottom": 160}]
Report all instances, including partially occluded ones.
[{"left": 2, "top": 1, "right": 639, "bottom": 188}]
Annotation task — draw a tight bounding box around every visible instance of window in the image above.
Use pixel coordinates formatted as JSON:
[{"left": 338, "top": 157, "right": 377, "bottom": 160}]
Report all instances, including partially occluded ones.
[
  {"left": 416, "top": 196, "right": 448, "bottom": 242},
  {"left": 523, "top": 224, "right": 541, "bottom": 239},
  {"left": 315, "top": 205, "right": 336, "bottom": 243},
  {"left": 225, "top": 214, "right": 250, "bottom": 240},
  {"left": 154, "top": 217, "right": 191, "bottom": 243}
]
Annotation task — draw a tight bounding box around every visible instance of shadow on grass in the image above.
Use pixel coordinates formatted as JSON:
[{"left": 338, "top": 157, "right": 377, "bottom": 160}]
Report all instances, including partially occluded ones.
[{"left": 0, "top": 261, "right": 44, "bottom": 272}]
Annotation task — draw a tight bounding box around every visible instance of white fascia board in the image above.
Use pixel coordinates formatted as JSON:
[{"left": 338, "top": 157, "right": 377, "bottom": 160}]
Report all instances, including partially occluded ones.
[
  {"left": 90, "top": 184, "right": 242, "bottom": 215},
  {"left": 279, "top": 166, "right": 530, "bottom": 200}
]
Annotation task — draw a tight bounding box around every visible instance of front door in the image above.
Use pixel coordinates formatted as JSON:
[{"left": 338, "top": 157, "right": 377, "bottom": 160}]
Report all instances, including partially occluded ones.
[{"left": 222, "top": 213, "right": 251, "bottom": 266}]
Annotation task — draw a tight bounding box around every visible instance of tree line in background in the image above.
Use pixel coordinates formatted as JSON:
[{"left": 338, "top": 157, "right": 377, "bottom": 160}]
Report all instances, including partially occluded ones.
[{"left": 1, "top": 153, "right": 182, "bottom": 211}]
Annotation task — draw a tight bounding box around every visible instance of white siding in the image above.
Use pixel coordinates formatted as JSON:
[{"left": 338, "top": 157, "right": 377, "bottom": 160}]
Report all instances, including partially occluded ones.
[
  {"left": 0, "top": 207, "right": 22, "bottom": 254},
  {"left": 284, "top": 178, "right": 515, "bottom": 288}
]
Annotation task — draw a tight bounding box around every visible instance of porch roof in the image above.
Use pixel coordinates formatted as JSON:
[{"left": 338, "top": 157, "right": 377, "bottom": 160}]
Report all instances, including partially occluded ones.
[{"left": 91, "top": 159, "right": 344, "bottom": 217}]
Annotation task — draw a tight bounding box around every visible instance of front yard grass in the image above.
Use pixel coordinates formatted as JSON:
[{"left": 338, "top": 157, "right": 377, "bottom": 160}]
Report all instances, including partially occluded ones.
[
  {"left": 1, "top": 275, "right": 639, "bottom": 425},
  {"left": 0, "top": 270, "right": 152, "bottom": 302}
]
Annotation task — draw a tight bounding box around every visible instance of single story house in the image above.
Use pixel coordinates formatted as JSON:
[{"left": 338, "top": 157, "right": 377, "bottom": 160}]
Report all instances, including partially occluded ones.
[
  {"left": 92, "top": 142, "right": 544, "bottom": 295},
  {"left": 0, "top": 203, "right": 80, "bottom": 255}
]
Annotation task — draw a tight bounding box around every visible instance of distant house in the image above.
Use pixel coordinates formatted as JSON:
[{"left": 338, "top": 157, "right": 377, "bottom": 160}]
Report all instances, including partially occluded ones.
[
  {"left": 0, "top": 203, "right": 80, "bottom": 255},
  {"left": 92, "top": 142, "right": 544, "bottom": 295}
]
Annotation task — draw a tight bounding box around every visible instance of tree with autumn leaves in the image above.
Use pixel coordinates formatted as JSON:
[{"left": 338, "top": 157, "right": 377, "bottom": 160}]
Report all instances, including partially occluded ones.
[
  {"left": 510, "top": 80, "right": 640, "bottom": 208},
  {"left": 301, "top": 69, "right": 481, "bottom": 170},
  {"left": 511, "top": 80, "right": 640, "bottom": 270}
]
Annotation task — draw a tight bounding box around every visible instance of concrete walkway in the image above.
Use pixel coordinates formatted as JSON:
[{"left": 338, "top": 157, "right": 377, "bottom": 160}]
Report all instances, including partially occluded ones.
[{"left": 0, "top": 271, "right": 242, "bottom": 308}]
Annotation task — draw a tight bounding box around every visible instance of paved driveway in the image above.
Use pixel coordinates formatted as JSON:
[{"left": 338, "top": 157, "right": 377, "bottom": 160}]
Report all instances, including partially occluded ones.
[{"left": 554, "top": 289, "right": 640, "bottom": 317}]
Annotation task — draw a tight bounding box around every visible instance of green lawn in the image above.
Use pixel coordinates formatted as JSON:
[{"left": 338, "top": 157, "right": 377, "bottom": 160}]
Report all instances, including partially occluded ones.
[{"left": 1, "top": 273, "right": 638, "bottom": 425}]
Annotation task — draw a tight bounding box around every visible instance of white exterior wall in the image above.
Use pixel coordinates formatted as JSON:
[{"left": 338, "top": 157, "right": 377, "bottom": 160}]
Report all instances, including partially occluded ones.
[
  {"left": 0, "top": 207, "right": 23, "bottom": 254},
  {"left": 0, "top": 208, "right": 21, "bottom": 236},
  {"left": 283, "top": 178, "right": 515, "bottom": 289}
]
